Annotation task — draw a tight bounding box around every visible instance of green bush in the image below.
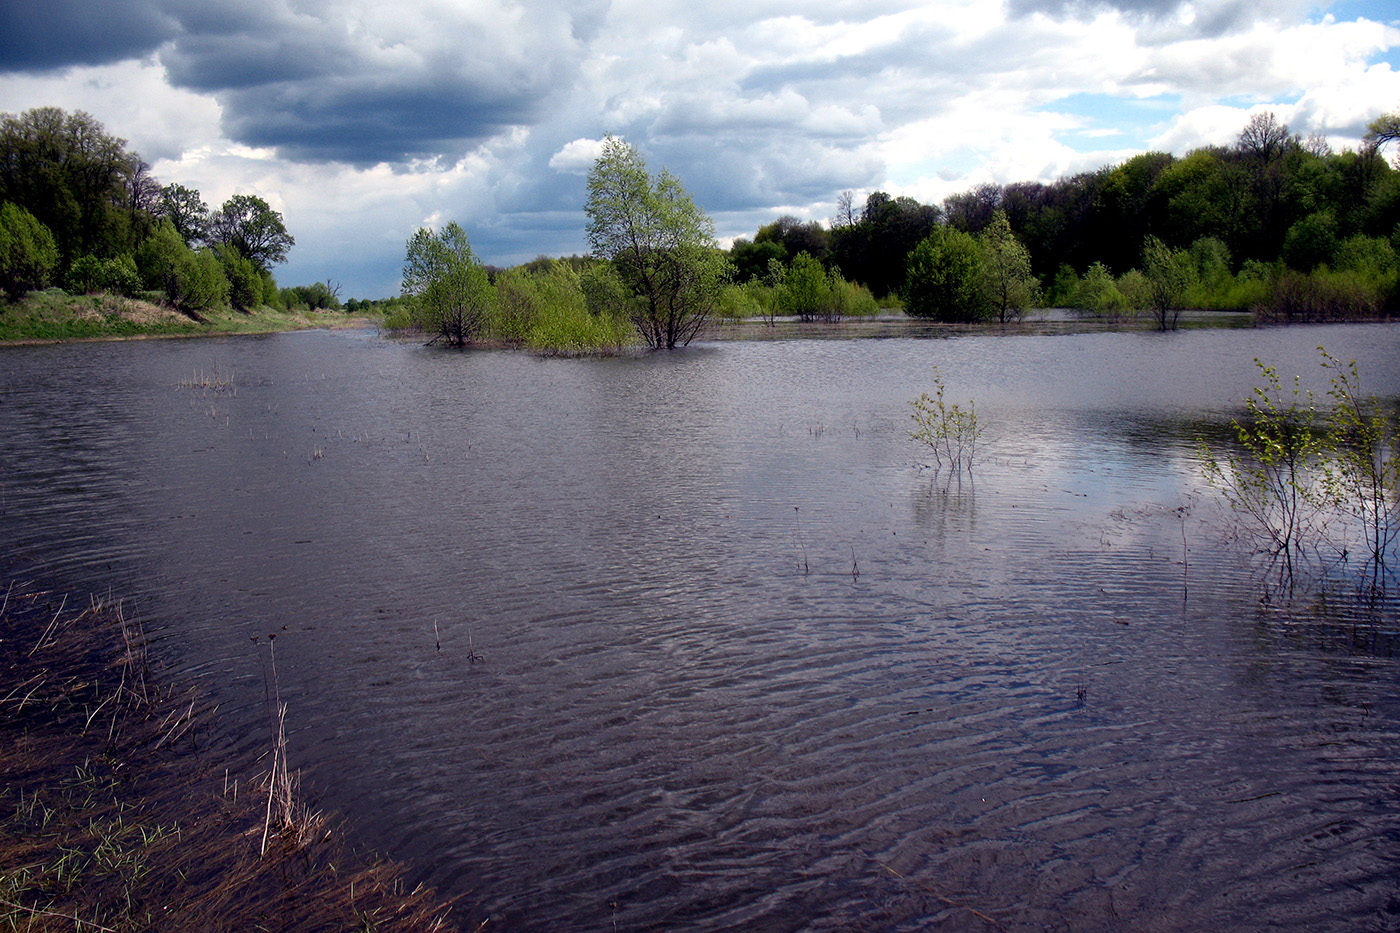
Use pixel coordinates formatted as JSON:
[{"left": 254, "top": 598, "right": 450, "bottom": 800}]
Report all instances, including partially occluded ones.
[
  {"left": 0, "top": 201, "right": 60, "bottom": 301},
  {"left": 903, "top": 227, "right": 985, "bottom": 322},
  {"left": 174, "top": 249, "right": 230, "bottom": 313},
  {"left": 1070, "top": 262, "right": 1128, "bottom": 315},
  {"left": 65, "top": 255, "right": 107, "bottom": 294},
  {"left": 839, "top": 278, "right": 880, "bottom": 316},
  {"left": 218, "top": 246, "right": 263, "bottom": 311},
  {"left": 67, "top": 254, "right": 141, "bottom": 297},
  {"left": 778, "top": 252, "right": 844, "bottom": 321},
  {"left": 1254, "top": 268, "right": 1385, "bottom": 323}
]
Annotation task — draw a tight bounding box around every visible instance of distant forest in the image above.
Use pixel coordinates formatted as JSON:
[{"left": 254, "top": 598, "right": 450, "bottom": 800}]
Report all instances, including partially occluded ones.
[{"left": 728, "top": 112, "right": 1400, "bottom": 320}]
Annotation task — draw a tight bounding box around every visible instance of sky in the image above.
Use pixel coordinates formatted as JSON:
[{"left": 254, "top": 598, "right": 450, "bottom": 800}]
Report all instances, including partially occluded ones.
[{"left": 1, "top": 0, "right": 1399, "bottom": 298}]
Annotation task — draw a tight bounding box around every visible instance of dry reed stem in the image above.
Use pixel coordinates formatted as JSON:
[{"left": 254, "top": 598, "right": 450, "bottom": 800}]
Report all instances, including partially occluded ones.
[{"left": 1, "top": 582, "right": 461, "bottom": 933}]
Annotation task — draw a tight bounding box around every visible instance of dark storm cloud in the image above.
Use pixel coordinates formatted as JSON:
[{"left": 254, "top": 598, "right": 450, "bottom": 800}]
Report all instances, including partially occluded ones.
[
  {"left": 220, "top": 79, "right": 546, "bottom": 166},
  {"left": 0, "top": 0, "right": 175, "bottom": 71},
  {"left": 2, "top": 0, "right": 591, "bottom": 166}
]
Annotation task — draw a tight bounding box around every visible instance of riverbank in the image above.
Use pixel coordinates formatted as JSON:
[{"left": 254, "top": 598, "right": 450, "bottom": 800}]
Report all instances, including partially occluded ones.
[
  {"left": 0, "top": 582, "right": 463, "bottom": 932},
  {"left": 0, "top": 290, "right": 379, "bottom": 345}
]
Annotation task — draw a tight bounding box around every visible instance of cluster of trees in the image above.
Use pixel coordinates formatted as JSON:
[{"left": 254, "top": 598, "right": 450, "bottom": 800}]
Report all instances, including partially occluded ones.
[
  {"left": 405, "top": 111, "right": 1400, "bottom": 353},
  {"left": 0, "top": 106, "right": 335, "bottom": 314},
  {"left": 400, "top": 137, "right": 724, "bottom": 351},
  {"left": 395, "top": 223, "right": 632, "bottom": 352},
  {"left": 727, "top": 111, "right": 1400, "bottom": 328}
]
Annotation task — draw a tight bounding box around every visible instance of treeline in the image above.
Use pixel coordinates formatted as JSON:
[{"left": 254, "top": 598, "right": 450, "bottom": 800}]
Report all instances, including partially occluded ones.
[
  {"left": 0, "top": 107, "right": 338, "bottom": 315},
  {"left": 730, "top": 112, "right": 1400, "bottom": 325}
]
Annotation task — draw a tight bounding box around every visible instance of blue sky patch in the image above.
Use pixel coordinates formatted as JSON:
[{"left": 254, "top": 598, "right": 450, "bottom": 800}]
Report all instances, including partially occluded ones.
[{"left": 1039, "top": 93, "right": 1182, "bottom": 152}]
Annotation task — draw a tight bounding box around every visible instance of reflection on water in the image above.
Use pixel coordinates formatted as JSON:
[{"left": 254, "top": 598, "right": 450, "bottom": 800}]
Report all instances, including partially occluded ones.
[{"left": 2, "top": 324, "right": 1399, "bottom": 931}]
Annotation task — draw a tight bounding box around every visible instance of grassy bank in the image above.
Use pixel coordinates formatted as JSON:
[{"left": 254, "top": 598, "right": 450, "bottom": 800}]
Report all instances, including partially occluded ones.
[
  {"left": 0, "top": 290, "right": 379, "bottom": 345},
  {"left": 0, "top": 583, "right": 463, "bottom": 932}
]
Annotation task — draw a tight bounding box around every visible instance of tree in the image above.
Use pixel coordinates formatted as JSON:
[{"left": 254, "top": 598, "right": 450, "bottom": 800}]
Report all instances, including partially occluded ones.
[
  {"left": 0, "top": 201, "right": 59, "bottom": 300},
  {"left": 977, "top": 210, "right": 1038, "bottom": 323},
  {"left": 0, "top": 107, "right": 142, "bottom": 264},
  {"left": 208, "top": 194, "right": 294, "bottom": 271},
  {"left": 729, "top": 237, "right": 786, "bottom": 282},
  {"left": 831, "top": 191, "right": 940, "bottom": 298},
  {"left": 755, "top": 215, "right": 830, "bottom": 265},
  {"left": 1237, "top": 111, "right": 1295, "bottom": 165},
  {"left": 401, "top": 222, "right": 493, "bottom": 347},
  {"left": 1140, "top": 236, "right": 1194, "bottom": 330},
  {"left": 158, "top": 183, "right": 209, "bottom": 246},
  {"left": 777, "top": 251, "right": 843, "bottom": 322},
  {"left": 215, "top": 244, "right": 263, "bottom": 311},
  {"left": 903, "top": 226, "right": 984, "bottom": 322},
  {"left": 585, "top": 136, "right": 727, "bottom": 349},
  {"left": 1365, "top": 110, "right": 1400, "bottom": 154}
]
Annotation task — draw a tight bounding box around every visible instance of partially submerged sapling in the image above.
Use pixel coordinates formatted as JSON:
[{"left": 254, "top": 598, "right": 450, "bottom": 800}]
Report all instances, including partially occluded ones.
[{"left": 909, "top": 367, "right": 985, "bottom": 477}]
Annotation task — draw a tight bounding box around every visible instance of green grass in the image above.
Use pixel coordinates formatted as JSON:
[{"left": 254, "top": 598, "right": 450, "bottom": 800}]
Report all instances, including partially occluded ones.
[{"left": 0, "top": 290, "right": 378, "bottom": 344}]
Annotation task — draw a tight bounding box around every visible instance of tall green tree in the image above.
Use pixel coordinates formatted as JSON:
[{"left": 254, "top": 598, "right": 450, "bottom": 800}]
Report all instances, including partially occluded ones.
[
  {"left": 401, "top": 222, "right": 493, "bottom": 347},
  {"left": 0, "top": 201, "right": 59, "bottom": 300},
  {"left": 157, "top": 183, "right": 209, "bottom": 247},
  {"left": 0, "top": 107, "right": 141, "bottom": 264},
  {"left": 977, "top": 210, "right": 1038, "bottom": 323},
  {"left": 585, "top": 136, "right": 727, "bottom": 349},
  {"left": 1141, "top": 236, "right": 1194, "bottom": 330},
  {"left": 903, "top": 226, "right": 984, "bottom": 322},
  {"left": 208, "top": 194, "right": 294, "bottom": 271}
]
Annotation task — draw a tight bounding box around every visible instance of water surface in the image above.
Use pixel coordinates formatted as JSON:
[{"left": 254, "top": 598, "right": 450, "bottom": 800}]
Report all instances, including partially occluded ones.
[{"left": 2, "top": 324, "right": 1398, "bottom": 931}]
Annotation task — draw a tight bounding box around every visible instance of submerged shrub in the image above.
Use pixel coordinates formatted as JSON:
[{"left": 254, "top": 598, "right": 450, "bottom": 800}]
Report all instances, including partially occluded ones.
[{"left": 1254, "top": 269, "right": 1385, "bottom": 323}]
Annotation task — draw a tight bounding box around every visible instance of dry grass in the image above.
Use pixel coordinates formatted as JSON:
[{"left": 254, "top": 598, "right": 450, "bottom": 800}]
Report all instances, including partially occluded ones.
[{"left": 0, "top": 582, "right": 464, "bottom": 933}]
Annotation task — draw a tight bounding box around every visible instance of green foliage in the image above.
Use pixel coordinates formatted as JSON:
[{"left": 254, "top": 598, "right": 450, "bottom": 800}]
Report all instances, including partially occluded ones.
[
  {"left": 1254, "top": 268, "right": 1385, "bottom": 323},
  {"left": 1140, "top": 236, "right": 1195, "bottom": 330},
  {"left": 839, "top": 278, "right": 880, "bottom": 316},
  {"left": 579, "top": 261, "right": 640, "bottom": 321},
  {"left": 65, "top": 253, "right": 140, "bottom": 297},
  {"left": 903, "top": 226, "right": 984, "bottom": 321},
  {"left": 1282, "top": 210, "right": 1339, "bottom": 271},
  {"left": 287, "top": 281, "right": 342, "bottom": 311},
  {"left": 830, "top": 191, "right": 940, "bottom": 299},
  {"left": 134, "top": 219, "right": 228, "bottom": 313},
  {"left": 585, "top": 136, "right": 727, "bottom": 348},
  {"left": 1201, "top": 349, "right": 1399, "bottom": 588},
  {"left": 174, "top": 249, "right": 230, "bottom": 313},
  {"left": 1199, "top": 358, "right": 1326, "bottom": 580},
  {"left": 486, "top": 262, "right": 630, "bottom": 352},
  {"left": 401, "top": 222, "right": 493, "bottom": 347},
  {"left": 0, "top": 200, "right": 60, "bottom": 300},
  {"left": 208, "top": 194, "right": 294, "bottom": 271},
  {"left": 777, "top": 251, "right": 844, "bottom": 321},
  {"left": 976, "top": 210, "right": 1039, "bottom": 322},
  {"left": 909, "top": 367, "right": 985, "bottom": 476},
  {"left": 1333, "top": 234, "right": 1398, "bottom": 285},
  {"left": 1318, "top": 349, "right": 1400, "bottom": 577},
  {"left": 0, "top": 107, "right": 142, "bottom": 264},
  {"left": 216, "top": 245, "right": 263, "bottom": 311},
  {"left": 714, "top": 281, "right": 770, "bottom": 320},
  {"left": 157, "top": 183, "right": 209, "bottom": 246},
  {"left": 729, "top": 237, "right": 787, "bottom": 282},
  {"left": 1068, "top": 262, "right": 1129, "bottom": 315}
]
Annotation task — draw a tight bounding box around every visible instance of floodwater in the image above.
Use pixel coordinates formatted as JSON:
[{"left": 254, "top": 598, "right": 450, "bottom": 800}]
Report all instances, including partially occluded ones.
[{"left": 2, "top": 323, "right": 1399, "bottom": 931}]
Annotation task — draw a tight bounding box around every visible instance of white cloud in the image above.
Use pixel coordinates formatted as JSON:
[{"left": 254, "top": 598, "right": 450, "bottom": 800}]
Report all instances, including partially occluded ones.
[{"left": 549, "top": 137, "right": 610, "bottom": 174}]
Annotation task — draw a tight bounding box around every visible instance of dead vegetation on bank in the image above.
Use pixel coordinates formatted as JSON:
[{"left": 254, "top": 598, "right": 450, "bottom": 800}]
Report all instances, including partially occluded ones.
[{"left": 0, "top": 583, "right": 464, "bottom": 933}]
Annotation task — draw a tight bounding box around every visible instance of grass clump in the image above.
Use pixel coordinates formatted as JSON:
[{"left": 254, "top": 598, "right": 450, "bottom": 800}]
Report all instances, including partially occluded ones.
[{"left": 0, "top": 583, "right": 462, "bottom": 933}]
